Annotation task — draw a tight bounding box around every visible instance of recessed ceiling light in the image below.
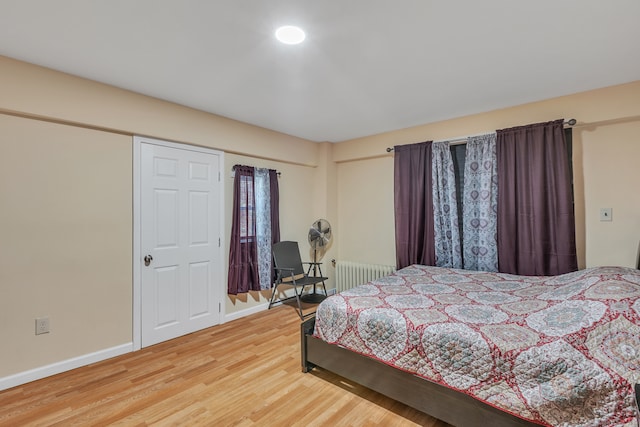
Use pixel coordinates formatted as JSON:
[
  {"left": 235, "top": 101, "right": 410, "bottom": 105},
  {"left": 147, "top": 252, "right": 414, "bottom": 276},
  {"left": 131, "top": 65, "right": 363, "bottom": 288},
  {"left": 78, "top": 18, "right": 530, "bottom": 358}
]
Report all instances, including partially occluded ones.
[{"left": 275, "top": 25, "right": 306, "bottom": 45}]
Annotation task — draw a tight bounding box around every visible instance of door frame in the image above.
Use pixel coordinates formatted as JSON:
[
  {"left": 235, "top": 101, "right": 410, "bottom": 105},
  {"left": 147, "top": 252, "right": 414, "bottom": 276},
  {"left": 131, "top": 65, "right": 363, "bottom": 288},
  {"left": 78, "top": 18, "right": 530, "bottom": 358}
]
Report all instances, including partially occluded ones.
[{"left": 133, "top": 136, "right": 225, "bottom": 350}]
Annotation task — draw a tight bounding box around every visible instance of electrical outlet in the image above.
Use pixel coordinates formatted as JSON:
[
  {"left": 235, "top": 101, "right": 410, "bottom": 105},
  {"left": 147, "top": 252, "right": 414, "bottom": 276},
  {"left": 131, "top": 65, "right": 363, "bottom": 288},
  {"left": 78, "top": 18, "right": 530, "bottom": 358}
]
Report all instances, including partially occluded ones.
[
  {"left": 35, "top": 317, "right": 50, "bottom": 335},
  {"left": 600, "top": 208, "right": 613, "bottom": 222}
]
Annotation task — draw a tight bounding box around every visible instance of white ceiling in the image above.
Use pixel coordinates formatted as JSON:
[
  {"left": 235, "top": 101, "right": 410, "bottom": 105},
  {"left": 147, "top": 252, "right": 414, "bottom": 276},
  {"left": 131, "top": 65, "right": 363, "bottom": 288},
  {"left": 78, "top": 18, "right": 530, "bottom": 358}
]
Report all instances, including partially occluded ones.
[{"left": 1, "top": 1, "right": 639, "bottom": 142}]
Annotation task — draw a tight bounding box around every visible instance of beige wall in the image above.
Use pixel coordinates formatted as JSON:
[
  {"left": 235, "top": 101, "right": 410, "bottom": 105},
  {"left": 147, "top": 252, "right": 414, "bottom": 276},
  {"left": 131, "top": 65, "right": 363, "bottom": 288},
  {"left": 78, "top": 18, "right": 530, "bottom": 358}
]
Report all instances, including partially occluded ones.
[
  {"left": 336, "top": 157, "right": 395, "bottom": 265},
  {"left": 0, "top": 115, "right": 132, "bottom": 376},
  {"left": 0, "top": 57, "right": 317, "bottom": 165},
  {"left": 578, "top": 119, "right": 640, "bottom": 266},
  {"left": 333, "top": 81, "right": 640, "bottom": 269},
  {"left": 1, "top": 53, "right": 638, "bottom": 384},
  {"left": 0, "top": 56, "right": 325, "bottom": 380}
]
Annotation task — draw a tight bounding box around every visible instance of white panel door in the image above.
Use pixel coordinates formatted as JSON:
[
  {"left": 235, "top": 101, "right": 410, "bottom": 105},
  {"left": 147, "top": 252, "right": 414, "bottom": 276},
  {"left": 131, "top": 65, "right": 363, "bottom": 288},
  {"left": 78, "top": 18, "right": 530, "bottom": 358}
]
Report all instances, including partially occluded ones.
[{"left": 140, "top": 141, "right": 222, "bottom": 347}]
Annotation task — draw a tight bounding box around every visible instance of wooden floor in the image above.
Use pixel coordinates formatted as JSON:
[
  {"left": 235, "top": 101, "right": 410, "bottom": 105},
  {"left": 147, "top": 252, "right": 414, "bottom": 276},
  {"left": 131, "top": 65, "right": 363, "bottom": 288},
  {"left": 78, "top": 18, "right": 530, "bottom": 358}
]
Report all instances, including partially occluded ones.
[{"left": 0, "top": 304, "right": 452, "bottom": 426}]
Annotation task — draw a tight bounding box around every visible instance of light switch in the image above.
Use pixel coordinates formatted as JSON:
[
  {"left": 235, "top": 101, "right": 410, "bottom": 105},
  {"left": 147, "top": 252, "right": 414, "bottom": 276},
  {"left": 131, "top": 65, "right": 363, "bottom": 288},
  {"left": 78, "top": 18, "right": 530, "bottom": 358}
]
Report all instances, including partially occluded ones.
[{"left": 599, "top": 208, "right": 612, "bottom": 222}]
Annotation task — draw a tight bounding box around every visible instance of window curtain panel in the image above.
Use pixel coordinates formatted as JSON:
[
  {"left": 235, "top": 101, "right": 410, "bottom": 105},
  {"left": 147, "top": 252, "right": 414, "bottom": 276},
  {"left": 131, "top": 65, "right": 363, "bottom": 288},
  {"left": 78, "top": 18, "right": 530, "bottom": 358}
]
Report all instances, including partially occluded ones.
[
  {"left": 268, "top": 169, "right": 280, "bottom": 282},
  {"left": 394, "top": 141, "right": 436, "bottom": 269},
  {"left": 254, "top": 168, "right": 272, "bottom": 290},
  {"left": 463, "top": 134, "right": 498, "bottom": 272},
  {"left": 228, "top": 166, "right": 259, "bottom": 294},
  {"left": 268, "top": 169, "right": 280, "bottom": 245},
  {"left": 496, "top": 119, "right": 578, "bottom": 275},
  {"left": 432, "top": 141, "right": 462, "bottom": 268}
]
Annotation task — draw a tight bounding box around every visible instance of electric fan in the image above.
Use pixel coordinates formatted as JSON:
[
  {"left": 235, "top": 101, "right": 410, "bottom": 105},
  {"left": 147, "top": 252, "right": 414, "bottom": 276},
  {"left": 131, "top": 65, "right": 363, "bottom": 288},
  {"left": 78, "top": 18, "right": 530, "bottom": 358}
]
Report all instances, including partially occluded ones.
[
  {"left": 301, "top": 219, "right": 332, "bottom": 303},
  {"left": 308, "top": 218, "right": 332, "bottom": 261}
]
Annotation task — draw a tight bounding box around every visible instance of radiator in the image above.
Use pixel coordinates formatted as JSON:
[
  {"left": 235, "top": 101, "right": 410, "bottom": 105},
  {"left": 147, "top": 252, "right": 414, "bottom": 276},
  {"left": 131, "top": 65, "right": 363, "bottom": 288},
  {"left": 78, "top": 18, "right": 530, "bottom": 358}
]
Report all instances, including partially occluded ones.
[{"left": 335, "top": 261, "right": 396, "bottom": 292}]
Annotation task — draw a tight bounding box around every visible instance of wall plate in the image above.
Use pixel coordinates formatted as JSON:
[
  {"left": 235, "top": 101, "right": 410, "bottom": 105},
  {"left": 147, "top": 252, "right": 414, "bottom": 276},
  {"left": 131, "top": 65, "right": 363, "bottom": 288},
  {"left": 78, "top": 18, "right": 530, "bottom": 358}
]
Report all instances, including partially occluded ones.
[{"left": 599, "top": 208, "right": 612, "bottom": 222}]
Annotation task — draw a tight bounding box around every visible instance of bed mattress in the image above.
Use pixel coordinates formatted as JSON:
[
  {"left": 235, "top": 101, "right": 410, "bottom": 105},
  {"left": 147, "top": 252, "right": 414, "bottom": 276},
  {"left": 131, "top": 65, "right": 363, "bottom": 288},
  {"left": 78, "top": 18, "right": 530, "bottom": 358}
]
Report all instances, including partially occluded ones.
[{"left": 313, "top": 265, "right": 640, "bottom": 427}]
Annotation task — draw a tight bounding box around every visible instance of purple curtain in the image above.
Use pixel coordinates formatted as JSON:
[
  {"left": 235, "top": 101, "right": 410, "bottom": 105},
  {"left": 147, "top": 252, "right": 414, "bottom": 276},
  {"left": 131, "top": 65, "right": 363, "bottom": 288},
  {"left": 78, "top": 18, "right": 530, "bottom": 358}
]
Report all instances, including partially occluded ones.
[
  {"left": 269, "top": 169, "right": 280, "bottom": 282},
  {"left": 228, "top": 166, "right": 259, "bottom": 294},
  {"left": 269, "top": 170, "right": 280, "bottom": 245},
  {"left": 394, "top": 141, "right": 436, "bottom": 269},
  {"left": 496, "top": 119, "right": 578, "bottom": 275}
]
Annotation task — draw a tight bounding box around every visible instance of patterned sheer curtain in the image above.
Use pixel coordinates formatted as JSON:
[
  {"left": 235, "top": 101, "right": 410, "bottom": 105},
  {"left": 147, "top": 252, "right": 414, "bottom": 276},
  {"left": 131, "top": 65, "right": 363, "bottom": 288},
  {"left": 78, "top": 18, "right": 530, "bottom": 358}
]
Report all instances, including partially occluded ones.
[
  {"left": 254, "top": 168, "right": 272, "bottom": 290},
  {"left": 432, "top": 142, "right": 462, "bottom": 268},
  {"left": 462, "top": 134, "right": 498, "bottom": 271}
]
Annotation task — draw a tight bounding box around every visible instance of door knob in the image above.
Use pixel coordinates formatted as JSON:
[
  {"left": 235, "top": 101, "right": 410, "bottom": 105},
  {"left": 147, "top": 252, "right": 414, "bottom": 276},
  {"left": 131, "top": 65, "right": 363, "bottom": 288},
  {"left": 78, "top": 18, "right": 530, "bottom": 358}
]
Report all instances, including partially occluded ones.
[{"left": 144, "top": 255, "right": 153, "bottom": 266}]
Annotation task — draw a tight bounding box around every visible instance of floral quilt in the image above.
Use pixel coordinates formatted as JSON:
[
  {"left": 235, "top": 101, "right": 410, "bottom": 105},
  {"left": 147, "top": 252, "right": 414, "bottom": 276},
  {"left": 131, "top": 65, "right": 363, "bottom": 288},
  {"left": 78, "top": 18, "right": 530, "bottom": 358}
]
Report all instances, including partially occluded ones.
[{"left": 313, "top": 265, "right": 640, "bottom": 427}]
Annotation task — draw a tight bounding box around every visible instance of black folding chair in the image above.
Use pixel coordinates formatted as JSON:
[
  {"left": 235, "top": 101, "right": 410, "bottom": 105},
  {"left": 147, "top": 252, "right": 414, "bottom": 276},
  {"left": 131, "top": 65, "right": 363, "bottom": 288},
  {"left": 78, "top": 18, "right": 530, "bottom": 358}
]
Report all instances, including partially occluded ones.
[{"left": 269, "top": 241, "right": 328, "bottom": 319}]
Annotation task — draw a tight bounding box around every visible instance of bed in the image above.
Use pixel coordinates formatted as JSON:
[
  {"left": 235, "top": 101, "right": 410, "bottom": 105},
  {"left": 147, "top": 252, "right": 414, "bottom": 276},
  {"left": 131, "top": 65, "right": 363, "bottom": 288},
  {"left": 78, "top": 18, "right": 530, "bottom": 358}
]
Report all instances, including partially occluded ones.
[{"left": 301, "top": 265, "right": 640, "bottom": 427}]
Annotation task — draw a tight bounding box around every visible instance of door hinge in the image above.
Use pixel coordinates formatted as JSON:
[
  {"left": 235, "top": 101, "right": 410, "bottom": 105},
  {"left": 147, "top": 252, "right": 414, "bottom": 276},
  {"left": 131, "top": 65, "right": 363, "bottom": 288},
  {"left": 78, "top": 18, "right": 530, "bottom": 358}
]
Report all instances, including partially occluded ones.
[
  {"left": 219, "top": 302, "right": 221, "bottom": 313},
  {"left": 218, "top": 171, "right": 221, "bottom": 182},
  {"left": 218, "top": 237, "right": 221, "bottom": 247}
]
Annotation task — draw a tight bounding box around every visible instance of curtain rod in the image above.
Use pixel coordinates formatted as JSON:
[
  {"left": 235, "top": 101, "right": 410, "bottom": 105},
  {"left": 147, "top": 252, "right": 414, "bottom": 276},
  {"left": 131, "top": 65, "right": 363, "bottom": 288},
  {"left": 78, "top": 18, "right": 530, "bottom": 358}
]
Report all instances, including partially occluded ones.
[
  {"left": 385, "top": 118, "right": 577, "bottom": 152},
  {"left": 231, "top": 164, "right": 281, "bottom": 176}
]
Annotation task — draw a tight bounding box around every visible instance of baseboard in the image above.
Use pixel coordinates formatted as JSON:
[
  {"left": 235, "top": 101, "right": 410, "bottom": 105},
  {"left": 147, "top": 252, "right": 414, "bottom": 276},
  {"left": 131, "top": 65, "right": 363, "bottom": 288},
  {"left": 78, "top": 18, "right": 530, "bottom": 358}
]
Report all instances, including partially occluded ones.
[
  {"left": 224, "top": 303, "right": 270, "bottom": 323},
  {"left": 223, "top": 289, "right": 336, "bottom": 323},
  {"left": 0, "top": 342, "right": 133, "bottom": 392}
]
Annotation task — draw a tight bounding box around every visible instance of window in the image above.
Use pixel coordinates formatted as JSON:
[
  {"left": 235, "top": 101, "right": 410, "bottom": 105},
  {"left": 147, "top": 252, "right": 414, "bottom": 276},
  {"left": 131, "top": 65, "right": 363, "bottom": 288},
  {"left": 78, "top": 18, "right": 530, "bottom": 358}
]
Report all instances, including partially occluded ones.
[
  {"left": 239, "top": 174, "right": 255, "bottom": 243},
  {"left": 450, "top": 143, "right": 466, "bottom": 255}
]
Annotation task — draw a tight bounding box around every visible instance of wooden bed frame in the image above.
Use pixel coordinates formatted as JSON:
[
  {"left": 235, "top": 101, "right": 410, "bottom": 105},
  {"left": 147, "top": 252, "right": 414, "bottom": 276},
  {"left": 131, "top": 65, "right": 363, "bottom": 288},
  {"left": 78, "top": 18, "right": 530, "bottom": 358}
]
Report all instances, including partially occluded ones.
[{"left": 301, "top": 316, "right": 538, "bottom": 427}]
